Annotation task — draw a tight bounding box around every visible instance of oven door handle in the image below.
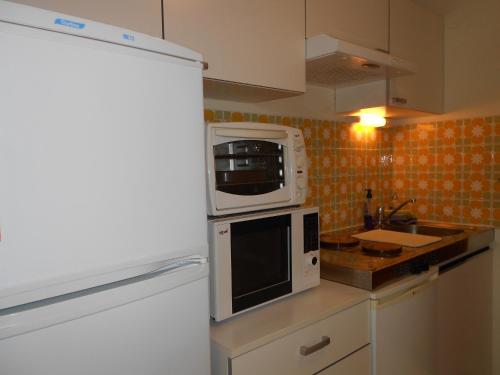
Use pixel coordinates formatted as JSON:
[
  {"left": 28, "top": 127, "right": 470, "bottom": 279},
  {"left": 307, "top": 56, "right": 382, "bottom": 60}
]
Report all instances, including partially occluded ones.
[{"left": 215, "top": 128, "right": 288, "bottom": 140}]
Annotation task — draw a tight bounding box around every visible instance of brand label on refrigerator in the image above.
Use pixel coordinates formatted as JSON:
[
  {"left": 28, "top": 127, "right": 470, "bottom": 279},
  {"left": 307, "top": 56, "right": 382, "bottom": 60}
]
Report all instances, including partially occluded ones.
[{"left": 54, "top": 18, "right": 86, "bottom": 30}]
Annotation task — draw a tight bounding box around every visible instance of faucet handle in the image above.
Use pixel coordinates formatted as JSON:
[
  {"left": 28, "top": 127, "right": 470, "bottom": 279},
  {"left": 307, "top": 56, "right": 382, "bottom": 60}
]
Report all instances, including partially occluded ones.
[{"left": 375, "top": 206, "right": 385, "bottom": 228}]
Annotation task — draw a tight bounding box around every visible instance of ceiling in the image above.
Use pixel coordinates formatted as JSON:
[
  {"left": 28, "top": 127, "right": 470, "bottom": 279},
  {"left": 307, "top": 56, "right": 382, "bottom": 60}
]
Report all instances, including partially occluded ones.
[{"left": 412, "top": 0, "right": 460, "bottom": 15}]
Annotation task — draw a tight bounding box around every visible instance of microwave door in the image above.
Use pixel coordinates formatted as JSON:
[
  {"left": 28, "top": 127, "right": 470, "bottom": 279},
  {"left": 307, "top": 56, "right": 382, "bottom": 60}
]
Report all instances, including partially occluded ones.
[{"left": 230, "top": 214, "right": 292, "bottom": 314}]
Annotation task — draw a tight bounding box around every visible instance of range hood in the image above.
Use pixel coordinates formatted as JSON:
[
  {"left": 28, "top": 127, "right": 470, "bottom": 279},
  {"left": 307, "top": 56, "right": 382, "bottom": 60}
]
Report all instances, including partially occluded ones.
[{"left": 306, "top": 34, "right": 416, "bottom": 88}]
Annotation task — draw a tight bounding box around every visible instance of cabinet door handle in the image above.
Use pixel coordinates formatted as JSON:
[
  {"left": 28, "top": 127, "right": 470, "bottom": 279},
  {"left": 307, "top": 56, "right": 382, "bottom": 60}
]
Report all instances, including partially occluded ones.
[
  {"left": 392, "top": 97, "right": 408, "bottom": 105},
  {"left": 300, "top": 336, "right": 331, "bottom": 356}
]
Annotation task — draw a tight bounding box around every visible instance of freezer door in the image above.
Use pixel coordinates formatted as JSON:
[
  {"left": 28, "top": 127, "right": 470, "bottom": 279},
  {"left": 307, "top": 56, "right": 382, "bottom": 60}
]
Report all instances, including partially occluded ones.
[
  {"left": 0, "top": 263, "right": 210, "bottom": 375},
  {"left": 0, "top": 16, "right": 207, "bottom": 307}
]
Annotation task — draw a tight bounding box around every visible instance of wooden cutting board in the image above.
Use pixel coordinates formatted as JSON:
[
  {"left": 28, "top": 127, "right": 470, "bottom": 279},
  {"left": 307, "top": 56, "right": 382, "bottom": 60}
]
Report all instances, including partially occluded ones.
[{"left": 352, "top": 229, "right": 442, "bottom": 248}]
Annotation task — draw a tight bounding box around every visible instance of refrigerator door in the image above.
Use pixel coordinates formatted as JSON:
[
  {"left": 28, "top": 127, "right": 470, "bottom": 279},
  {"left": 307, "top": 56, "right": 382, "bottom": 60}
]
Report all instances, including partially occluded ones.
[
  {"left": 0, "top": 262, "right": 210, "bottom": 375},
  {"left": 370, "top": 269, "right": 438, "bottom": 375},
  {"left": 0, "top": 3, "right": 207, "bottom": 308}
]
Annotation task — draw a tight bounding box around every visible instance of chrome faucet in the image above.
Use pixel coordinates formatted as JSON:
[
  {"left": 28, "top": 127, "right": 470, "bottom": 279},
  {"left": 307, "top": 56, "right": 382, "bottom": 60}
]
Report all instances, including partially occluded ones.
[{"left": 375, "top": 198, "right": 416, "bottom": 228}]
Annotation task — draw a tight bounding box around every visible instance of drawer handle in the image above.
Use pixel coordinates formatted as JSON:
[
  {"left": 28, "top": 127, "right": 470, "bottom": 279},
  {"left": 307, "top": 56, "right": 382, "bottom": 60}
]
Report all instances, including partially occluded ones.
[{"left": 300, "top": 336, "right": 331, "bottom": 356}]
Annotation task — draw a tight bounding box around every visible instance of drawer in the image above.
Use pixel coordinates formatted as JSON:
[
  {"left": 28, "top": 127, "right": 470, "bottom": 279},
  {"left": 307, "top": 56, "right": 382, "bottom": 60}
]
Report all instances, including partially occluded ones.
[
  {"left": 230, "top": 301, "right": 370, "bottom": 375},
  {"left": 316, "top": 345, "right": 371, "bottom": 375}
]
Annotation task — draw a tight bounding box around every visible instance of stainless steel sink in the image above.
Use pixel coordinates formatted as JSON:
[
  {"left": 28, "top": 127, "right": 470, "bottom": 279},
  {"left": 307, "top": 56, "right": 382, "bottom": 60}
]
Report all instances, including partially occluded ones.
[{"left": 384, "top": 224, "right": 464, "bottom": 237}]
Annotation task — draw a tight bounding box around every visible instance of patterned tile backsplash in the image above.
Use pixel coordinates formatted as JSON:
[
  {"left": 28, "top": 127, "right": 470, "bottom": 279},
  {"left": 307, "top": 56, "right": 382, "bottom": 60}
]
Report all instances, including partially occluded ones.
[{"left": 205, "top": 109, "right": 500, "bottom": 230}]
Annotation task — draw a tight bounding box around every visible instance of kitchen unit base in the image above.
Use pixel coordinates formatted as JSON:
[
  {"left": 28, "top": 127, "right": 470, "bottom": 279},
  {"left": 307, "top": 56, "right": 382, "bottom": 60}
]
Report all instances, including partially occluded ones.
[{"left": 210, "top": 280, "right": 370, "bottom": 375}]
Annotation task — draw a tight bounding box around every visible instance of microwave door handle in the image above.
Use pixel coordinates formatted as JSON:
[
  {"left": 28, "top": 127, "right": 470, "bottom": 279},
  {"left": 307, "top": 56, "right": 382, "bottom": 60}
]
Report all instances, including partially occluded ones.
[{"left": 287, "top": 225, "right": 292, "bottom": 280}]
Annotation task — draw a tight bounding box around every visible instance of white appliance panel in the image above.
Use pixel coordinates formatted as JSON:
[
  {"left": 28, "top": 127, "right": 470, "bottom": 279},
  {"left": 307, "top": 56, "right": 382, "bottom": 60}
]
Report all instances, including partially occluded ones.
[
  {"left": 0, "top": 14, "right": 206, "bottom": 306},
  {"left": 371, "top": 268, "right": 438, "bottom": 375},
  {"left": 0, "top": 264, "right": 210, "bottom": 375}
]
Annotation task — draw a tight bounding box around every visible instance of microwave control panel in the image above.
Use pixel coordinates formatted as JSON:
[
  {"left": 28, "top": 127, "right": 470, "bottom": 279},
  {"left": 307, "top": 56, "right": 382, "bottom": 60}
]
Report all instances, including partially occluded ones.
[{"left": 302, "top": 212, "right": 320, "bottom": 289}]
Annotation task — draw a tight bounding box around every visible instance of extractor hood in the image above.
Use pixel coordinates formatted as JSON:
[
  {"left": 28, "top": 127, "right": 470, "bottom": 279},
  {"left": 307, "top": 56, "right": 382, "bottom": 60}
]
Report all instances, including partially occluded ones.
[{"left": 306, "top": 34, "right": 416, "bottom": 88}]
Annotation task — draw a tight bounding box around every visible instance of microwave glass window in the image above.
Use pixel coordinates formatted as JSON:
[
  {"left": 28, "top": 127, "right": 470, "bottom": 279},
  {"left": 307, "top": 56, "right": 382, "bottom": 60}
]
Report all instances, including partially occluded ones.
[
  {"left": 213, "top": 140, "right": 286, "bottom": 195},
  {"left": 230, "top": 214, "right": 292, "bottom": 313}
]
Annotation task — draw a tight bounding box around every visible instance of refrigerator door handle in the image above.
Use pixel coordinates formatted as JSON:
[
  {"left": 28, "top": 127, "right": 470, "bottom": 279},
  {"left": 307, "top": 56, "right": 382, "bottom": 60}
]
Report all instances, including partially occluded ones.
[
  {"left": 0, "top": 258, "right": 209, "bottom": 340},
  {"left": 375, "top": 275, "right": 438, "bottom": 309},
  {"left": 148, "top": 255, "right": 208, "bottom": 276}
]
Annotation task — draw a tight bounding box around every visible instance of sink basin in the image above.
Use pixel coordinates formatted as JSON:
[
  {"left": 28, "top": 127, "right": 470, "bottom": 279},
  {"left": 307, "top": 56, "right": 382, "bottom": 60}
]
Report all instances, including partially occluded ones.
[{"left": 384, "top": 224, "right": 463, "bottom": 237}]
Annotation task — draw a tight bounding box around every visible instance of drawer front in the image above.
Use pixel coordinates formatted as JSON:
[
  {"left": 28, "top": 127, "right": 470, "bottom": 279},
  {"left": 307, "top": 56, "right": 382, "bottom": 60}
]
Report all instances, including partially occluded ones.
[
  {"left": 317, "top": 345, "right": 371, "bottom": 375},
  {"left": 230, "top": 301, "right": 370, "bottom": 375}
]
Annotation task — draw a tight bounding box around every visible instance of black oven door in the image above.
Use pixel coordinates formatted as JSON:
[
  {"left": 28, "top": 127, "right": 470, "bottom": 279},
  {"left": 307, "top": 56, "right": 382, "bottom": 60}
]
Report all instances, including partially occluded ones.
[
  {"left": 230, "top": 214, "right": 292, "bottom": 313},
  {"left": 213, "top": 140, "right": 286, "bottom": 196}
]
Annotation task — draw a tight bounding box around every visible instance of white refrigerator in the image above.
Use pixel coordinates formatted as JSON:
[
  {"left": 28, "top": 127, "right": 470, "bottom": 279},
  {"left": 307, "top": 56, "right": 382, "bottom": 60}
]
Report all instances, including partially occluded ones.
[{"left": 0, "top": 2, "right": 210, "bottom": 374}]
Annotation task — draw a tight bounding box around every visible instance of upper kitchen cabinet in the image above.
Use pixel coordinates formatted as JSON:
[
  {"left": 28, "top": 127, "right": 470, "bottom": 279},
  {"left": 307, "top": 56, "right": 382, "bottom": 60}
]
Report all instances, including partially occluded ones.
[
  {"left": 164, "top": 0, "right": 305, "bottom": 102},
  {"left": 389, "top": 0, "right": 444, "bottom": 114},
  {"left": 10, "top": 0, "right": 163, "bottom": 37},
  {"left": 306, "top": 0, "right": 389, "bottom": 52}
]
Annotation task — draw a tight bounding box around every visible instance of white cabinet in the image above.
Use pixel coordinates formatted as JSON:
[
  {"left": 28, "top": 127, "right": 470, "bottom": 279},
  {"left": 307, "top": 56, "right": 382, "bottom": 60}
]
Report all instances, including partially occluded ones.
[
  {"left": 229, "top": 301, "right": 369, "bottom": 375},
  {"left": 306, "top": 0, "right": 389, "bottom": 52},
  {"left": 10, "top": 0, "right": 162, "bottom": 37},
  {"left": 163, "top": 0, "right": 305, "bottom": 101},
  {"left": 437, "top": 249, "right": 493, "bottom": 375},
  {"left": 210, "top": 280, "right": 370, "bottom": 375},
  {"left": 316, "top": 345, "right": 370, "bottom": 375},
  {"left": 389, "top": 0, "right": 444, "bottom": 114}
]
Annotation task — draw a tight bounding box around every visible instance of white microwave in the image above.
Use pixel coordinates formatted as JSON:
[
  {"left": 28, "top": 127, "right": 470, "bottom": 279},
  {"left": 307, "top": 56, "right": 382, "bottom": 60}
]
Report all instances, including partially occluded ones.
[
  {"left": 206, "top": 122, "right": 308, "bottom": 216},
  {"left": 208, "top": 206, "right": 320, "bottom": 321}
]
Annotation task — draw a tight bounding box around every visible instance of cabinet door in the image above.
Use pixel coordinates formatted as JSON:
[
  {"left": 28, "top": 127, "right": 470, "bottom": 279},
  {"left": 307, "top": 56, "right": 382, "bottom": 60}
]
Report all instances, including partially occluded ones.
[
  {"left": 316, "top": 345, "right": 371, "bottom": 375},
  {"left": 164, "top": 0, "right": 305, "bottom": 96},
  {"left": 306, "top": 0, "right": 389, "bottom": 52},
  {"left": 438, "top": 250, "right": 493, "bottom": 375},
  {"left": 10, "top": 0, "right": 162, "bottom": 37},
  {"left": 389, "top": 0, "right": 443, "bottom": 113}
]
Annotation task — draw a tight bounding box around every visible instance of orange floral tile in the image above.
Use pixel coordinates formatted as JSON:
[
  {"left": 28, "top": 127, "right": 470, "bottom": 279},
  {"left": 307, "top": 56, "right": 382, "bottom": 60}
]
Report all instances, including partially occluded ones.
[
  {"left": 337, "top": 177, "right": 350, "bottom": 199},
  {"left": 464, "top": 146, "right": 492, "bottom": 171},
  {"left": 463, "top": 201, "right": 491, "bottom": 224},
  {"left": 415, "top": 174, "right": 435, "bottom": 194},
  {"left": 204, "top": 109, "right": 214, "bottom": 122},
  {"left": 319, "top": 120, "right": 334, "bottom": 148},
  {"left": 299, "top": 119, "right": 316, "bottom": 148},
  {"left": 336, "top": 122, "right": 351, "bottom": 148},
  {"left": 415, "top": 149, "right": 435, "bottom": 172},
  {"left": 392, "top": 126, "right": 410, "bottom": 149},
  {"left": 392, "top": 174, "right": 410, "bottom": 194},
  {"left": 435, "top": 200, "right": 461, "bottom": 222},
  {"left": 437, "top": 147, "right": 461, "bottom": 171},
  {"left": 319, "top": 150, "right": 335, "bottom": 177},
  {"left": 335, "top": 203, "right": 350, "bottom": 227},
  {"left": 282, "top": 116, "right": 291, "bottom": 126},
  {"left": 230, "top": 112, "right": 243, "bottom": 122},
  {"left": 436, "top": 173, "right": 461, "bottom": 193},
  {"left": 337, "top": 151, "right": 350, "bottom": 175},
  {"left": 258, "top": 114, "right": 268, "bottom": 123},
  {"left": 380, "top": 129, "right": 392, "bottom": 148},
  {"left": 365, "top": 150, "right": 378, "bottom": 170},
  {"left": 464, "top": 173, "right": 490, "bottom": 199},
  {"left": 320, "top": 182, "right": 334, "bottom": 202},
  {"left": 392, "top": 151, "right": 409, "bottom": 171},
  {"left": 414, "top": 123, "right": 436, "bottom": 147},
  {"left": 437, "top": 120, "right": 460, "bottom": 145},
  {"left": 414, "top": 199, "right": 433, "bottom": 218},
  {"left": 464, "top": 118, "right": 492, "bottom": 144}
]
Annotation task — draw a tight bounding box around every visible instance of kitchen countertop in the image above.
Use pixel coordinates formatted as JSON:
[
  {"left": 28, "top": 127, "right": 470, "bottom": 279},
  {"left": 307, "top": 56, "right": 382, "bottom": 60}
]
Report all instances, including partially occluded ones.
[
  {"left": 320, "top": 221, "right": 495, "bottom": 290},
  {"left": 210, "top": 279, "right": 369, "bottom": 358}
]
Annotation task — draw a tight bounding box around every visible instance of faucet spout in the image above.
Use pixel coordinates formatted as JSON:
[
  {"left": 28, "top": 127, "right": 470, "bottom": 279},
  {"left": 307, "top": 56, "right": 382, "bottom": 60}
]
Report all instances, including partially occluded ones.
[{"left": 382, "top": 198, "right": 416, "bottom": 226}]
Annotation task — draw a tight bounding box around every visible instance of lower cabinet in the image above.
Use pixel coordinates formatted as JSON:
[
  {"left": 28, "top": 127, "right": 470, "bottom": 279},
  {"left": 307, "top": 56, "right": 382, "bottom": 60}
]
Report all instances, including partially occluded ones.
[
  {"left": 213, "top": 301, "right": 370, "bottom": 375},
  {"left": 316, "top": 345, "right": 370, "bottom": 375}
]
